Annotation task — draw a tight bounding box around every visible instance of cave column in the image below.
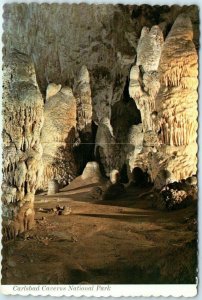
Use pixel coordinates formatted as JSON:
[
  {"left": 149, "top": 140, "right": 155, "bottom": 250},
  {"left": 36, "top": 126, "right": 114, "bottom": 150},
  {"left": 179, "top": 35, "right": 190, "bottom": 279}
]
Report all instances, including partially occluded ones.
[
  {"left": 2, "top": 51, "right": 44, "bottom": 238},
  {"left": 155, "top": 14, "right": 198, "bottom": 183}
]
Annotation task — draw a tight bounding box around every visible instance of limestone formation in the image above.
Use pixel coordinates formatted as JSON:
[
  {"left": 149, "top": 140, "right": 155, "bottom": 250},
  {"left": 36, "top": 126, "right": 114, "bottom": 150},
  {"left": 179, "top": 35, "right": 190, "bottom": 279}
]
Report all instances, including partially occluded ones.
[
  {"left": 74, "top": 66, "right": 92, "bottom": 134},
  {"left": 110, "top": 170, "right": 120, "bottom": 184},
  {"left": 72, "top": 66, "right": 95, "bottom": 173},
  {"left": 95, "top": 117, "right": 117, "bottom": 176},
  {"left": 129, "top": 25, "right": 163, "bottom": 132},
  {"left": 128, "top": 25, "right": 163, "bottom": 181},
  {"left": 47, "top": 180, "right": 59, "bottom": 195},
  {"left": 126, "top": 124, "right": 144, "bottom": 178},
  {"left": 46, "top": 83, "right": 62, "bottom": 101},
  {"left": 41, "top": 85, "right": 77, "bottom": 189},
  {"left": 155, "top": 14, "right": 198, "bottom": 184},
  {"left": 160, "top": 183, "right": 194, "bottom": 211},
  {"left": 81, "top": 161, "right": 102, "bottom": 181},
  {"left": 2, "top": 50, "right": 44, "bottom": 237},
  {"left": 128, "top": 14, "right": 198, "bottom": 189}
]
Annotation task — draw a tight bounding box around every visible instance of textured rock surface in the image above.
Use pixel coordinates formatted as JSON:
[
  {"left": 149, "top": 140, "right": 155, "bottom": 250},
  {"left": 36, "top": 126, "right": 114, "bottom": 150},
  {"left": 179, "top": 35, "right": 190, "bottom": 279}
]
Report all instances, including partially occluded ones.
[
  {"left": 128, "top": 14, "right": 198, "bottom": 188},
  {"left": 74, "top": 66, "right": 92, "bottom": 135},
  {"left": 47, "top": 179, "right": 59, "bottom": 195},
  {"left": 3, "top": 3, "right": 198, "bottom": 117},
  {"left": 128, "top": 25, "right": 163, "bottom": 179},
  {"left": 2, "top": 50, "right": 44, "bottom": 236},
  {"left": 73, "top": 66, "right": 94, "bottom": 173},
  {"left": 41, "top": 85, "right": 77, "bottom": 188},
  {"left": 155, "top": 14, "right": 198, "bottom": 185}
]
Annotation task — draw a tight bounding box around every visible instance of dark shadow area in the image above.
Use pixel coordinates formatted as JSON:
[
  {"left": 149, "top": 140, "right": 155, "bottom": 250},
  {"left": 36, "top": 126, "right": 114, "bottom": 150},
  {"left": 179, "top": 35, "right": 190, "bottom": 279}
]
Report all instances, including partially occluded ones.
[
  {"left": 87, "top": 238, "right": 197, "bottom": 284},
  {"left": 120, "top": 163, "right": 129, "bottom": 184},
  {"left": 95, "top": 146, "right": 109, "bottom": 178},
  {"left": 111, "top": 78, "right": 141, "bottom": 143},
  {"left": 131, "top": 167, "right": 152, "bottom": 187},
  {"left": 61, "top": 182, "right": 102, "bottom": 193},
  {"left": 74, "top": 212, "right": 154, "bottom": 223},
  {"left": 73, "top": 122, "right": 98, "bottom": 175}
]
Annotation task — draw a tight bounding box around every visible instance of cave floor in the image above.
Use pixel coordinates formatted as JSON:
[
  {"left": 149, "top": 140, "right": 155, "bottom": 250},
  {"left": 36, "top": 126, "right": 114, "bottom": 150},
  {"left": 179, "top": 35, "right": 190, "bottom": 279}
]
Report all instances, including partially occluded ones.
[{"left": 2, "top": 178, "right": 197, "bottom": 284}]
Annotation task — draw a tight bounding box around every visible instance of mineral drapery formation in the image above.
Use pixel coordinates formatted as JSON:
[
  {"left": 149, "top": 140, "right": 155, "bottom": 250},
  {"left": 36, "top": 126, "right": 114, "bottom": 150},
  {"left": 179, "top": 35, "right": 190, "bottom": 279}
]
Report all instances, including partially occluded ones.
[
  {"left": 128, "top": 13, "right": 198, "bottom": 188},
  {"left": 2, "top": 50, "right": 44, "bottom": 236},
  {"left": 41, "top": 85, "right": 77, "bottom": 188},
  {"left": 155, "top": 14, "right": 198, "bottom": 184}
]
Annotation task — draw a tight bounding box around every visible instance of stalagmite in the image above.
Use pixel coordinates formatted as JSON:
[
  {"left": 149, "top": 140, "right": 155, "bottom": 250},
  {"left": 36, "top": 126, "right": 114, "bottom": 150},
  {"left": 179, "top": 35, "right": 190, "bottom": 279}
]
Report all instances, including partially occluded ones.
[
  {"left": 129, "top": 25, "right": 163, "bottom": 132},
  {"left": 128, "top": 25, "right": 163, "bottom": 181},
  {"left": 48, "top": 180, "right": 59, "bottom": 195},
  {"left": 2, "top": 50, "right": 44, "bottom": 237},
  {"left": 155, "top": 14, "right": 198, "bottom": 183},
  {"left": 110, "top": 170, "right": 120, "bottom": 184},
  {"left": 95, "top": 117, "right": 116, "bottom": 176},
  {"left": 74, "top": 66, "right": 92, "bottom": 134},
  {"left": 126, "top": 124, "right": 144, "bottom": 178},
  {"left": 81, "top": 161, "right": 102, "bottom": 180},
  {"left": 41, "top": 85, "right": 77, "bottom": 189}
]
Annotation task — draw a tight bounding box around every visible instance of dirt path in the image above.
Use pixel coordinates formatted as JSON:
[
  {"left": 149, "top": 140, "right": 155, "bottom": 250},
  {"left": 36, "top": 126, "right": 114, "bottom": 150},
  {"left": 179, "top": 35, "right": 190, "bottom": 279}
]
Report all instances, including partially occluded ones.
[{"left": 2, "top": 179, "right": 197, "bottom": 284}]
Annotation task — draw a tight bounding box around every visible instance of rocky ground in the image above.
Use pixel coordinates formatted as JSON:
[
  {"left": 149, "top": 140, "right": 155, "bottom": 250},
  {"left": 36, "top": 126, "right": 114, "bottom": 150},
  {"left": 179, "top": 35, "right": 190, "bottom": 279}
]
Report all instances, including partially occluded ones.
[{"left": 2, "top": 178, "right": 197, "bottom": 284}]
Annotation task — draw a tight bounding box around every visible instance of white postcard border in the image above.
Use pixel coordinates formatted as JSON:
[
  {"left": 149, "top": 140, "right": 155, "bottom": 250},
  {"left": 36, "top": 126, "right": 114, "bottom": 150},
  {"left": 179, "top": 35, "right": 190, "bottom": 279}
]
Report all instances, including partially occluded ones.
[{"left": 0, "top": 284, "right": 198, "bottom": 297}]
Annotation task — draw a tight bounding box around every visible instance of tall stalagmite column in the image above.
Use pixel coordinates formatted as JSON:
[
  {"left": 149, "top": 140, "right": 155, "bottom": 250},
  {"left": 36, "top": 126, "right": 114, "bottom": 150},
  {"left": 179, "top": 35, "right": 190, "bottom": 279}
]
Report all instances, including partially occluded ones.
[
  {"left": 73, "top": 66, "right": 94, "bottom": 173},
  {"left": 128, "top": 25, "right": 163, "bottom": 177},
  {"left": 41, "top": 85, "right": 77, "bottom": 188},
  {"left": 155, "top": 14, "right": 198, "bottom": 183},
  {"left": 2, "top": 50, "right": 44, "bottom": 237}
]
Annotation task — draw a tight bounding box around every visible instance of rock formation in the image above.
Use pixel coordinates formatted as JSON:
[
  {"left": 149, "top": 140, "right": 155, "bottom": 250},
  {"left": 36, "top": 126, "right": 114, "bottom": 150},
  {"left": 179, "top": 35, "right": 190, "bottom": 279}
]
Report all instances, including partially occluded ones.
[
  {"left": 128, "top": 25, "right": 163, "bottom": 179},
  {"left": 73, "top": 66, "right": 94, "bottom": 173},
  {"left": 95, "top": 117, "right": 117, "bottom": 176},
  {"left": 2, "top": 50, "right": 44, "bottom": 237},
  {"left": 74, "top": 66, "right": 92, "bottom": 135},
  {"left": 155, "top": 14, "right": 198, "bottom": 184},
  {"left": 128, "top": 14, "right": 198, "bottom": 189},
  {"left": 102, "top": 169, "right": 126, "bottom": 200},
  {"left": 41, "top": 85, "right": 77, "bottom": 188},
  {"left": 47, "top": 180, "right": 59, "bottom": 195},
  {"left": 81, "top": 161, "right": 102, "bottom": 181}
]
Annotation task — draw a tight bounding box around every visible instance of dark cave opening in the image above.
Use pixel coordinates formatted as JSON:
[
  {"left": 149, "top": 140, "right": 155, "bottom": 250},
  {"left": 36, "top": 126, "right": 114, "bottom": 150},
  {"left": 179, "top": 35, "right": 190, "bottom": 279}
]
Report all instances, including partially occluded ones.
[
  {"left": 132, "top": 167, "right": 151, "bottom": 187},
  {"left": 120, "top": 163, "right": 129, "bottom": 184},
  {"left": 73, "top": 121, "right": 98, "bottom": 176},
  {"left": 111, "top": 76, "right": 141, "bottom": 141}
]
